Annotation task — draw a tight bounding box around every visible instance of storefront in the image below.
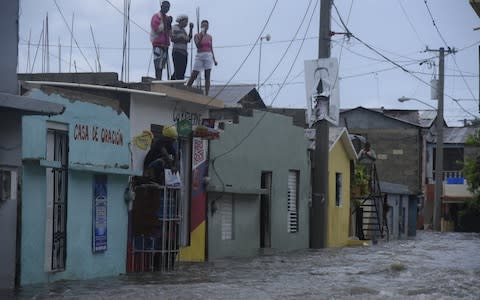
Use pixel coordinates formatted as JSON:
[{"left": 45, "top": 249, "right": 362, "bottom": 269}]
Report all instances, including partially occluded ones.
[{"left": 20, "top": 87, "right": 134, "bottom": 285}]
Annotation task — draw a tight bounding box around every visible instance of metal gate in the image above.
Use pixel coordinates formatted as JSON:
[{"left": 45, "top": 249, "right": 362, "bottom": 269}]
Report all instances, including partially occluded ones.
[{"left": 128, "top": 184, "right": 180, "bottom": 272}]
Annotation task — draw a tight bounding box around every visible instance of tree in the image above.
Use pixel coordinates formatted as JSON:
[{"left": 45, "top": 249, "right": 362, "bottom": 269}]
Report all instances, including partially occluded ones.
[{"left": 459, "top": 128, "right": 480, "bottom": 232}]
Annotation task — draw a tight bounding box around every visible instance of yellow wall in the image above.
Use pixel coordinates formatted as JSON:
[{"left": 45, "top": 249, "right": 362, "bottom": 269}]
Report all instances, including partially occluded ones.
[
  {"left": 179, "top": 221, "right": 206, "bottom": 262},
  {"left": 327, "top": 140, "right": 352, "bottom": 248}
]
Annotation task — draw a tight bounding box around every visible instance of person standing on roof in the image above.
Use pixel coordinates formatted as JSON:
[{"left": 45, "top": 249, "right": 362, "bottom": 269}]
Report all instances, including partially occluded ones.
[
  {"left": 170, "top": 15, "right": 193, "bottom": 80},
  {"left": 186, "top": 20, "right": 218, "bottom": 96},
  {"left": 150, "top": 1, "right": 173, "bottom": 80}
]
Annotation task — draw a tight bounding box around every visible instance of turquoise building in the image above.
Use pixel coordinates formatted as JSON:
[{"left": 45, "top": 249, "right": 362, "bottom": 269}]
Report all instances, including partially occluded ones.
[{"left": 20, "top": 86, "right": 134, "bottom": 285}]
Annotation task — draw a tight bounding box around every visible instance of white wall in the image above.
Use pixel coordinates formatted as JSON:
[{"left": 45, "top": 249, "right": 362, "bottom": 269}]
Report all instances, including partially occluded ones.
[{"left": 129, "top": 94, "right": 209, "bottom": 173}]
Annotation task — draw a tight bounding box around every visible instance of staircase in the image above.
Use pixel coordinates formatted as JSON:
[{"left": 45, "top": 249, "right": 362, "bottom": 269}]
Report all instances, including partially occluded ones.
[{"left": 353, "top": 164, "right": 389, "bottom": 241}]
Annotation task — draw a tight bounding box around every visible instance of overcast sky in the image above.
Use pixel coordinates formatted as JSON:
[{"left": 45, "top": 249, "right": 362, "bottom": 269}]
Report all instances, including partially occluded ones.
[{"left": 18, "top": 0, "right": 480, "bottom": 125}]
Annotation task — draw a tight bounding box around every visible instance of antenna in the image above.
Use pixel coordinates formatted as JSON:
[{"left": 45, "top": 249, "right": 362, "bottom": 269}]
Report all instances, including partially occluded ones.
[
  {"left": 69, "top": 12, "right": 74, "bottom": 72},
  {"left": 46, "top": 13, "right": 50, "bottom": 73},
  {"left": 90, "top": 25, "right": 101, "bottom": 72},
  {"left": 58, "top": 36, "right": 61, "bottom": 73},
  {"left": 26, "top": 29, "right": 31, "bottom": 73},
  {"left": 196, "top": 7, "right": 202, "bottom": 88}
]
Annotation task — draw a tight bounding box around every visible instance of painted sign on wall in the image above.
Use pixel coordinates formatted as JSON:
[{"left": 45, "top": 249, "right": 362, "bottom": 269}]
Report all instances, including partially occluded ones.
[
  {"left": 74, "top": 123, "right": 124, "bottom": 146},
  {"left": 93, "top": 175, "right": 108, "bottom": 252}
]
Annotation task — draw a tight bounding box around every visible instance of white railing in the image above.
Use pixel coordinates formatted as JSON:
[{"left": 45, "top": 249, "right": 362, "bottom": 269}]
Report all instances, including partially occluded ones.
[{"left": 430, "top": 170, "right": 464, "bottom": 184}]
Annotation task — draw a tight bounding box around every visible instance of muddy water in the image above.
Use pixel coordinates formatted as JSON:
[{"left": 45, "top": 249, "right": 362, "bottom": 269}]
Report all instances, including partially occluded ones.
[{"left": 8, "top": 231, "right": 480, "bottom": 299}]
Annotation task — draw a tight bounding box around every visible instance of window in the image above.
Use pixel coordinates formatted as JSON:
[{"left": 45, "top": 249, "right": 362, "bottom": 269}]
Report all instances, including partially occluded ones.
[
  {"left": 287, "top": 170, "right": 299, "bottom": 233},
  {"left": 45, "top": 124, "right": 68, "bottom": 272},
  {"left": 336, "top": 173, "right": 343, "bottom": 207},
  {"left": 220, "top": 196, "right": 233, "bottom": 240}
]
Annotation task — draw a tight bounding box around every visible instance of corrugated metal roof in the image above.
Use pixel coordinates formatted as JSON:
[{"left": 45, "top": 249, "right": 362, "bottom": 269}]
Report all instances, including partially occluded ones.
[
  {"left": 379, "top": 181, "right": 411, "bottom": 195},
  {"left": 209, "top": 84, "right": 258, "bottom": 107},
  {"left": 0, "top": 92, "right": 65, "bottom": 115},
  {"left": 431, "top": 127, "right": 478, "bottom": 144},
  {"left": 341, "top": 107, "right": 437, "bottom": 128},
  {"left": 418, "top": 110, "right": 437, "bottom": 127}
]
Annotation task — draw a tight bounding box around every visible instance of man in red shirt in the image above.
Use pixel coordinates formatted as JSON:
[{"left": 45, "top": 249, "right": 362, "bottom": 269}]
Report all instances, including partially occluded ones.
[{"left": 150, "top": 1, "right": 173, "bottom": 80}]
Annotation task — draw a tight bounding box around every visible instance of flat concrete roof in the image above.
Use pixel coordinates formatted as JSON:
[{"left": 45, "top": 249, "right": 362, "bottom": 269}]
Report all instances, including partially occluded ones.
[{"left": 0, "top": 92, "right": 65, "bottom": 115}]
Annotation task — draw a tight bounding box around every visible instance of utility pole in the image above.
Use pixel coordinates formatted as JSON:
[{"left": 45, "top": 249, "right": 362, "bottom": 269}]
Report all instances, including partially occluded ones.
[
  {"left": 434, "top": 47, "right": 444, "bottom": 232},
  {"left": 311, "top": 0, "right": 331, "bottom": 248},
  {"left": 425, "top": 46, "right": 455, "bottom": 231}
]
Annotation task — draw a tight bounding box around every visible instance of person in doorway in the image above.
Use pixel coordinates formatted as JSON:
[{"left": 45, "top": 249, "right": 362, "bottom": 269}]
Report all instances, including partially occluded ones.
[
  {"left": 171, "top": 14, "right": 193, "bottom": 80},
  {"left": 150, "top": 1, "right": 173, "bottom": 80},
  {"left": 186, "top": 20, "right": 218, "bottom": 96}
]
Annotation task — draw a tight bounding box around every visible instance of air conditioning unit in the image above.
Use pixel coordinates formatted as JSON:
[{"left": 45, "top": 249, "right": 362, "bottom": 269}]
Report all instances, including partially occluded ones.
[{"left": 0, "top": 169, "right": 17, "bottom": 201}]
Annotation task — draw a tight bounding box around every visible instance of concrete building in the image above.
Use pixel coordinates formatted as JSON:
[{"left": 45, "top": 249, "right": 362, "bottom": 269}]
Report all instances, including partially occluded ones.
[
  {"left": 325, "top": 127, "right": 358, "bottom": 247},
  {"left": 206, "top": 110, "right": 310, "bottom": 258},
  {"left": 340, "top": 107, "right": 437, "bottom": 196},
  {"left": 380, "top": 181, "right": 417, "bottom": 240},
  {"left": 0, "top": 0, "right": 64, "bottom": 289},
  {"left": 19, "top": 85, "right": 134, "bottom": 285},
  {"left": 0, "top": 94, "right": 64, "bottom": 289},
  {"left": 424, "top": 126, "right": 479, "bottom": 230}
]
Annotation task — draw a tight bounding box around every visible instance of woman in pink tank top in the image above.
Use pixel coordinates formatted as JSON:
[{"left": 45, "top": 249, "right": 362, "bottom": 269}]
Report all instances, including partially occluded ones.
[{"left": 187, "top": 20, "right": 218, "bottom": 96}]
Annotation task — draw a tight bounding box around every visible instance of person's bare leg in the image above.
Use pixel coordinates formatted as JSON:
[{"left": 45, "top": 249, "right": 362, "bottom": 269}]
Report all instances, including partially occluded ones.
[
  {"left": 187, "top": 70, "right": 200, "bottom": 87},
  {"left": 205, "top": 69, "right": 211, "bottom": 96}
]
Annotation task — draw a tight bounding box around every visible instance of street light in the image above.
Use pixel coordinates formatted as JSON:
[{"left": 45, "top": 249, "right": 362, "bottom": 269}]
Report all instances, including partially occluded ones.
[
  {"left": 398, "top": 95, "right": 444, "bottom": 231},
  {"left": 257, "top": 34, "right": 271, "bottom": 91},
  {"left": 397, "top": 96, "right": 437, "bottom": 110}
]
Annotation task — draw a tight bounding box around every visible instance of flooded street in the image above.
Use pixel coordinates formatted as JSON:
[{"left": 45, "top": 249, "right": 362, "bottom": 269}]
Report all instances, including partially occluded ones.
[{"left": 9, "top": 231, "right": 480, "bottom": 299}]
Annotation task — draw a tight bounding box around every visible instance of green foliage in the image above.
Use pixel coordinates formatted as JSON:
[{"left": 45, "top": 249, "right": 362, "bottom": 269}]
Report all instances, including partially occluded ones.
[
  {"left": 459, "top": 128, "right": 480, "bottom": 232},
  {"left": 465, "top": 128, "right": 480, "bottom": 146},
  {"left": 353, "top": 164, "right": 369, "bottom": 186},
  {"left": 463, "top": 157, "right": 480, "bottom": 195},
  {"left": 463, "top": 128, "right": 480, "bottom": 195},
  {"left": 458, "top": 196, "right": 480, "bottom": 232}
]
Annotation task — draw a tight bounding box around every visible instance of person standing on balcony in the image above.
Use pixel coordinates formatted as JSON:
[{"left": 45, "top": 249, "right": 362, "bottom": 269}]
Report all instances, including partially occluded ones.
[
  {"left": 170, "top": 15, "right": 193, "bottom": 80},
  {"left": 150, "top": 1, "right": 173, "bottom": 80},
  {"left": 186, "top": 20, "right": 218, "bottom": 96}
]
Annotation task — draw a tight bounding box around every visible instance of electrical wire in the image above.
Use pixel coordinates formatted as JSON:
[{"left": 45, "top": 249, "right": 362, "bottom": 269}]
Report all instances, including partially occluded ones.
[
  {"left": 19, "top": 36, "right": 90, "bottom": 73},
  {"left": 397, "top": 0, "right": 426, "bottom": 46},
  {"left": 203, "top": 0, "right": 280, "bottom": 107},
  {"left": 104, "top": 0, "right": 150, "bottom": 35},
  {"left": 423, "top": 0, "right": 478, "bottom": 108},
  {"left": 53, "top": 0, "right": 94, "bottom": 72},
  {"left": 332, "top": 1, "right": 479, "bottom": 119},
  {"left": 259, "top": 0, "right": 315, "bottom": 89},
  {"left": 211, "top": 0, "right": 319, "bottom": 164}
]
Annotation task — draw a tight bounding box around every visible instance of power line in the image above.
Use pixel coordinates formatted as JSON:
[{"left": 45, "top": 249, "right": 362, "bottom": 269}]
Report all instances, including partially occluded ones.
[
  {"left": 212, "top": 0, "right": 319, "bottom": 163},
  {"left": 332, "top": 1, "right": 479, "bottom": 119},
  {"left": 103, "top": 0, "right": 149, "bottom": 35},
  {"left": 423, "top": 0, "right": 478, "bottom": 106},
  {"left": 204, "top": 0, "right": 280, "bottom": 107},
  {"left": 53, "top": 0, "right": 94, "bottom": 72},
  {"left": 259, "top": 0, "right": 315, "bottom": 89},
  {"left": 397, "top": 0, "right": 426, "bottom": 46},
  {"left": 19, "top": 36, "right": 90, "bottom": 73}
]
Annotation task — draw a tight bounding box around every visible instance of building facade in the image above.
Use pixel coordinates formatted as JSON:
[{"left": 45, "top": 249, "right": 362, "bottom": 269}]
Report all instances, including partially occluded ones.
[
  {"left": 206, "top": 110, "right": 311, "bottom": 258},
  {"left": 20, "top": 87, "right": 133, "bottom": 285}
]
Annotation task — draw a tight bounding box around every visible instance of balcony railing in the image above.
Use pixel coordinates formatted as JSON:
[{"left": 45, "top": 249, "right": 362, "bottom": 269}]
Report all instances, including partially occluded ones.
[{"left": 429, "top": 170, "right": 464, "bottom": 184}]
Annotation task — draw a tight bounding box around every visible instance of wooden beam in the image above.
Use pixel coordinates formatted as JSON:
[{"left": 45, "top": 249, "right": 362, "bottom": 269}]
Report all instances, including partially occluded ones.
[{"left": 150, "top": 83, "right": 224, "bottom": 108}]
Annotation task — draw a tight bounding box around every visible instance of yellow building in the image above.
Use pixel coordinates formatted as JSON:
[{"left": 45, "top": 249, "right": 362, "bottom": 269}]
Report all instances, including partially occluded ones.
[{"left": 327, "top": 127, "right": 358, "bottom": 247}]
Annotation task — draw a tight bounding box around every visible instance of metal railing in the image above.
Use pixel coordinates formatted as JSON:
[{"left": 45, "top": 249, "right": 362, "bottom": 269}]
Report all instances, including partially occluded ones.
[
  {"left": 128, "top": 185, "right": 181, "bottom": 272},
  {"left": 430, "top": 170, "right": 464, "bottom": 183}
]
